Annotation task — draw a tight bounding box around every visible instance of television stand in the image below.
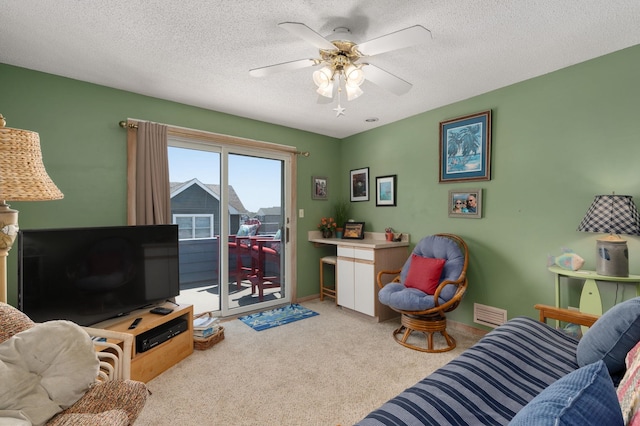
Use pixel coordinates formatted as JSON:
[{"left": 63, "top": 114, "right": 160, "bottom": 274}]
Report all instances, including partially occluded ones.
[{"left": 93, "top": 303, "right": 194, "bottom": 382}]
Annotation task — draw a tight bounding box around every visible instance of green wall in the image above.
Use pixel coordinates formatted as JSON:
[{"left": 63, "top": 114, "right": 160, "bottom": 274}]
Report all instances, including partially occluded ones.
[
  {"left": 2, "top": 43, "right": 639, "bottom": 329},
  {"left": 341, "top": 44, "right": 640, "bottom": 327},
  {"left": 0, "top": 63, "right": 341, "bottom": 305}
]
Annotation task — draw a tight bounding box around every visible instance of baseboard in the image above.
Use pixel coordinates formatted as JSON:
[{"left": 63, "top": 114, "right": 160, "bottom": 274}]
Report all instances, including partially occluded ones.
[
  {"left": 302, "top": 295, "right": 490, "bottom": 338},
  {"left": 448, "top": 319, "right": 489, "bottom": 338},
  {"left": 294, "top": 294, "right": 320, "bottom": 304}
]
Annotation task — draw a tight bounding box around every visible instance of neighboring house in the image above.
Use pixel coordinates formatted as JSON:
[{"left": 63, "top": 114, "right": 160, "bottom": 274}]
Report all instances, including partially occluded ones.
[
  {"left": 170, "top": 178, "right": 248, "bottom": 238},
  {"left": 256, "top": 206, "right": 281, "bottom": 235},
  {"left": 170, "top": 178, "right": 249, "bottom": 285}
]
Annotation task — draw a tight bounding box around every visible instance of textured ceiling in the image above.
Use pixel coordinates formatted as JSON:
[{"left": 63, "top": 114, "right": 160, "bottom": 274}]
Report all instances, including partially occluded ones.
[{"left": 2, "top": 1, "right": 640, "bottom": 139}]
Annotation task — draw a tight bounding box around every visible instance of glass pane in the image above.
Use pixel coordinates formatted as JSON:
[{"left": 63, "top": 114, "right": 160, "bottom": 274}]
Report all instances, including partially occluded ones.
[
  {"left": 194, "top": 216, "right": 211, "bottom": 227},
  {"left": 194, "top": 216, "right": 212, "bottom": 238},
  {"left": 175, "top": 216, "right": 193, "bottom": 240},
  {"left": 169, "top": 147, "right": 221, "bottom": 313},
  {"left": 227, "top": 154, "right": 284, "bottom": 311}
]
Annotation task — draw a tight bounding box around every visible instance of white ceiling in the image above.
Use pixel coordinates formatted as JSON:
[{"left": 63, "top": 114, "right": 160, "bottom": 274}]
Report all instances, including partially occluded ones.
[{"left": 2, "top": 1, "right": 640, "bottom": 139}]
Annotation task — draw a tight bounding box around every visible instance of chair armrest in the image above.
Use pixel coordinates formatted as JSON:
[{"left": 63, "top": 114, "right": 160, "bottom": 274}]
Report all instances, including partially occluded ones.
[
  {"left": 82, "top": 327, "right": 134, "bottom": 380},
  {"left": 376, "top": 269, "right": 402, "bottom": 289},
  {"left": 534, "top": 304, "right": 599, "bottom": 328}
]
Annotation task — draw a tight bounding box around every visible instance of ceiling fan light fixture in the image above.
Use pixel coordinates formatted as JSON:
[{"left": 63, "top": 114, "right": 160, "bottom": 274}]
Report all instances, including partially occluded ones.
[
  {"left": 316, "top": 82, "right": 334, "bottom": 98},
  {"left": 344, "top": 64, "right": 365, "bottom": 87},
  {"left": 345, "top": 84, "right": 363, "bottom": 101},
  {"left": 313, "top": 66, "right": 335, "bottom": 98},
  {"left": 313, "top": 66, "right": 333, "bottom": 87}
]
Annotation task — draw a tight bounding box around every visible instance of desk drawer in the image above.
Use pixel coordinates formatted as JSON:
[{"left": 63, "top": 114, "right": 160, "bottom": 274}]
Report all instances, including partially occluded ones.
[{"left": 337, "top": 246, "right": 374, "bottom": 261}]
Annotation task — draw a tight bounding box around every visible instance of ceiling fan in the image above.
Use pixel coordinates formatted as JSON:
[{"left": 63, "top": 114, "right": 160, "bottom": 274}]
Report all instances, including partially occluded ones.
[{"left": 249, "top": 22, "right": 432, "bottom": 116}]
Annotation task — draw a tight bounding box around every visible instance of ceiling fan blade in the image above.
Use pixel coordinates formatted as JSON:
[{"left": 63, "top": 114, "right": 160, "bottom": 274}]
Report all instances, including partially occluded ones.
[
  {"left": 356, "top": 25, "right": 432, "bottom": 57},
  {"left": 363, "top": 64, "right": 412, "bottom": 95},
  {"left": 278, "top": 22, "right": 337, "bottom": 51},
  {"left": 249, "top": 58, "right": 317, "bottom": 77}
]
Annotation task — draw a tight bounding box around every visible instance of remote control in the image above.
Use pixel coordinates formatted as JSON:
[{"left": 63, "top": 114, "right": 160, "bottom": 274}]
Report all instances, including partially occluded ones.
[{"left": 128, "top": 317, "right": 142, "bottom": 329}]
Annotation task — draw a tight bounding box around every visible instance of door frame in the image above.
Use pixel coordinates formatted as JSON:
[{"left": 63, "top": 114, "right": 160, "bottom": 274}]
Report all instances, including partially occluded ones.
[{"left": 168, "top": 134, "right": 297, "bottom": 317}]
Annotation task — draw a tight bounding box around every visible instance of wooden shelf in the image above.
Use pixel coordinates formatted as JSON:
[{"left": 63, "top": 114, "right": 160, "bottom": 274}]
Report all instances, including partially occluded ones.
[{"left": 94, "top": 303, "right": 194, "bottom": 382}]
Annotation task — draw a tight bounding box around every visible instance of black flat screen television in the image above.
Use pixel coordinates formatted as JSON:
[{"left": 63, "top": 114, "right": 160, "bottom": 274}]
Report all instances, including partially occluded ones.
[{"left": 18, "top": 224, "right": 180, "bottom": 326}]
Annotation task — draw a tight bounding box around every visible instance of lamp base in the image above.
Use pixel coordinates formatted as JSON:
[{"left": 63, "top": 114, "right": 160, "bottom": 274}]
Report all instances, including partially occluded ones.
[
  {"left": 595, "top": 236, "right": 628, "bottom": 277},
  {"left": 0, "top": 201, "right": 19, "bottom": 303}
]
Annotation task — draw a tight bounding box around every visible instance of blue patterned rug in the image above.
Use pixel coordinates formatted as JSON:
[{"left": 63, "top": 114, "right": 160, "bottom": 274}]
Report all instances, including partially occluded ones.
[{"left": 238, "top": 303, "right": 319, "bottom": 331}]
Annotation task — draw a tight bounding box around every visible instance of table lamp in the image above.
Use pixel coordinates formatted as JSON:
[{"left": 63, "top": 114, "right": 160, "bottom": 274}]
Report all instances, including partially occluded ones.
[
  {"left": 0, "top": 114, "right": 63, "bottom": 303},
  {"left": 577, "top": 194, "right": 640, "bottom": 277}
]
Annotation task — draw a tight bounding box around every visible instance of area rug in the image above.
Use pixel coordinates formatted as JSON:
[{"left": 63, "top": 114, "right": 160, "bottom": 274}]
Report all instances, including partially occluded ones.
[{"left": 238, "top": 303, "right": 319, "bottom": 331}]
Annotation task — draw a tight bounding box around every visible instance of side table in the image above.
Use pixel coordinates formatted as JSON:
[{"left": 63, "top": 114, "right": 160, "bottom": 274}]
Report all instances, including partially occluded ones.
[{"left": 548, "top": 266, "right": 640, "bottom": 331}]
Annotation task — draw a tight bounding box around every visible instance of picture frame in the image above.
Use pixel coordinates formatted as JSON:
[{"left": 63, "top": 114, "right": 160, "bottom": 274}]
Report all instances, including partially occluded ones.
[
  {"left": 350, "top": 167, "right": 369, "bottom": 202},
  {"left": 376, "top": 175, "right": 397, "bottom": 207},
  {"left": 448, "top": 189, "right": 482, "bottom": 219},
  {"left": 342, "top": 221, "right": 365, "bottom": 239},
  {"left": 311, "top": 176, "right": 328, "bottom": 200},
  {"left": 439, "top": 110, "right": 492, "bottom": 183}
]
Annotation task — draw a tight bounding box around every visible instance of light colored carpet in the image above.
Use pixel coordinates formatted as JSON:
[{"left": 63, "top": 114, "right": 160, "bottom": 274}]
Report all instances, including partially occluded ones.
[{"left": 135, "top": 299, "right": 480, "bottom": 426}]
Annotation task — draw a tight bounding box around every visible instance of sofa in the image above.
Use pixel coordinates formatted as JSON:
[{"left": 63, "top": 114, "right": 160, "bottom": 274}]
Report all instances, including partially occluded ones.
[
  {"left": 0, "top": 302, "right": 148, "bottom": 426},
  {"left": 357, "top": 299, "right": 640, "bottom": 426}
]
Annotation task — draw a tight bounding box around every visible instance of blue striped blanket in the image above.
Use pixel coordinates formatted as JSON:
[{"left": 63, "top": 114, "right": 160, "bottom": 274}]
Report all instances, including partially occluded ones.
[{"left": 357, "top": 317, "right": 580, "bottom": 425}]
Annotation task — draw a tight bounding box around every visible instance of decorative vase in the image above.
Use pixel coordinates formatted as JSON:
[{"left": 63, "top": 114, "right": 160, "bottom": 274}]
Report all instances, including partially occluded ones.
[
  {"left": 335, "top": 228, "right": 343, "bottom": 239},
  {"left": 322, "top": 229, "right": 333, "bottom": 238},
  {"left": 385, "top": 232, "right": 394, "bottom": 242}
]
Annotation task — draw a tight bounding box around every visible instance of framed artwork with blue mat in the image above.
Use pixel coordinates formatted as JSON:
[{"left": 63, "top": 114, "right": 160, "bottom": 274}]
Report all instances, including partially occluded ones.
[{"left": 239, "top": 304, "right": 319, "bottom": 331}]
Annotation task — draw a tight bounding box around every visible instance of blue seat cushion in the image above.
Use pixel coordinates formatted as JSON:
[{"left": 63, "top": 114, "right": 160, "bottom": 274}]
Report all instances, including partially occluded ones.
[
  {"left": 379, "top": 235, "right": 464, "bottom": 311},
  {"left": 379, "top": 283, "right": 450, "bottom": 311}
]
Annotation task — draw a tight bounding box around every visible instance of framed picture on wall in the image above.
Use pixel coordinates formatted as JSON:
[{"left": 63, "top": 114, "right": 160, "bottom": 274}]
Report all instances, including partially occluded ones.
[
  {"left": 439, "top": 110, "right": 492, "bottom": 183},
  {"left": 350, "top": 167, "right": 369, "bottom": 202},
  {"left": 375, "top": 175, "right": 397, "bottom": 206},
  {"left": 311, "top": 176, "right": 328, "bottom": 200},
  {"left": 448, "top": 189, "right": 482, "bottom": 218}
]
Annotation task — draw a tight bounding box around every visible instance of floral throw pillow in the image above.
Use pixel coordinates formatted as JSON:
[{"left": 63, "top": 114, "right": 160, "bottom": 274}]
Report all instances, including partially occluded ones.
[{"left": 618, "top": 340, "right": 640, "bottom": 425}]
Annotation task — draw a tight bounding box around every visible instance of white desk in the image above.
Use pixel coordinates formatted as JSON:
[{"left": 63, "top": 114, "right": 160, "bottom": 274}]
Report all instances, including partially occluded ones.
[{"left": 309, "top": 231, "right": 410, "bottom": 321}]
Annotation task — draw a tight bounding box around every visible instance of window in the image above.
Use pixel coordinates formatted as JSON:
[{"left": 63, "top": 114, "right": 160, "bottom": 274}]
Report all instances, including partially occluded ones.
[{"left": 174, "top": 214, "right": 214, "bottom": 240}]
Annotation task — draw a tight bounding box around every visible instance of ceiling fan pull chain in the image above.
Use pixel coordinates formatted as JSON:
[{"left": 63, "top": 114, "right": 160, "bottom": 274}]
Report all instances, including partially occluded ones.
[{"left": 333, "top": 76, "right": 346, "bottom": 117}]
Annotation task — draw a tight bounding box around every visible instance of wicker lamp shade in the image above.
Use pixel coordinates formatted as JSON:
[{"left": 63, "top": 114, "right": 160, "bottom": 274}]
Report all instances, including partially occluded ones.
[
  {"left": 0, "top": 121, "right": 63, "bottom": 201},
  {"left": 0, "top": 114, "right": 63, "bottom": 303}
]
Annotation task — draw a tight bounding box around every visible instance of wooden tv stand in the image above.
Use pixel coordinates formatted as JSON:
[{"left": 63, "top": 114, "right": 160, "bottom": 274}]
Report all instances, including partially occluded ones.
[{"left": 93, "top": 303, "right": 194, "bottom": 382}]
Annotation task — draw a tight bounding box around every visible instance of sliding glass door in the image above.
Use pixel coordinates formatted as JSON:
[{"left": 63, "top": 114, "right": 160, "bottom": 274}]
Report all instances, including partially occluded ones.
[{"left": 168, "top": 139, "right": 291, "bottom": 316}]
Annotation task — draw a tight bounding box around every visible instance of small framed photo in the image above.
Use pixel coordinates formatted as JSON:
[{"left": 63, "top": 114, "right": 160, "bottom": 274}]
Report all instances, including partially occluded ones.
[
  {"left": 439, "top": 110, "right": 492, "bottom": 183},
  {"left": 376, "top": 175, "right": 397, "bottom": 207},
  {"left": 448, "top": 189, "right": 482, "bottom": 219},
  {"left": 311, "top": 176, "right": 328, "bottom": 200},
  {"left": 342, "top": 222, "right": 365, "bottom": 239},
  {"left": 350, "top": 167, "right": 369, "bottom": 202}
]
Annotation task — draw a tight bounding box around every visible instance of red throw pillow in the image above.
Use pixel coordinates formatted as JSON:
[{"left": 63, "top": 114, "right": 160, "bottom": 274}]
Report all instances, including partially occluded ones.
[{"left": 404, "top": 255, "right": 446, "bottom": 295}]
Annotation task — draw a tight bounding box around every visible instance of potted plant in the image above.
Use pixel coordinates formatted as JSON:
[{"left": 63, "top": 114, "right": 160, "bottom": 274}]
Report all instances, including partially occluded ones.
[
  {"left": 385, "top": 227, "right": 394, "bottom": 242},
  {"left": 318, "top": 217, "right": 337, "bottom": 238},
  {"left": 333, "top": 200, "right": 350, "bottom": 238}
]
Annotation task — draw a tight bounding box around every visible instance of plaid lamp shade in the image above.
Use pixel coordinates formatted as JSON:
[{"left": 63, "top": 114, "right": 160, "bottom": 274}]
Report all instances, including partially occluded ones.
[{"left": 577, "top": 195, "right": 640, "bottom": 235}]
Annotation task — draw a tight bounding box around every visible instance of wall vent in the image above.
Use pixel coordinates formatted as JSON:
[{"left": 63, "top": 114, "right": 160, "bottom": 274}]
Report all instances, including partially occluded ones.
[{"left": 474, "top": 303, "right": 507, "bottom": 328}]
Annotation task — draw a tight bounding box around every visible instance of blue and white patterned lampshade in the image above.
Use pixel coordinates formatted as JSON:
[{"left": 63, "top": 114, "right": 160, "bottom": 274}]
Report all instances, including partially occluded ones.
[{"left": 578, "top": 195, "right": 640, "bottom": 236}]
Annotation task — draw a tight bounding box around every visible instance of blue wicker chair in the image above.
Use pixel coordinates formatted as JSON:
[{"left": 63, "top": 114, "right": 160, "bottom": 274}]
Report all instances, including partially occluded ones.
[{"left": 377, "top": 233, "right": 469, "bottom": 352}]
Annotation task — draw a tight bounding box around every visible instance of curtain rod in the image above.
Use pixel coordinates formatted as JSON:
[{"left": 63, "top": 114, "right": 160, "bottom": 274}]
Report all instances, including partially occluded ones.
[{"left": 118, "top": 120, "right": 310, "bottom": 157}]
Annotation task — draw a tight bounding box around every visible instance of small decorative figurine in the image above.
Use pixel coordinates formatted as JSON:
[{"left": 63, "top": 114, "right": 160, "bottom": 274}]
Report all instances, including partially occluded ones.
[{"left": 547, "top": 248, "right": 585, "bottom": 271}]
